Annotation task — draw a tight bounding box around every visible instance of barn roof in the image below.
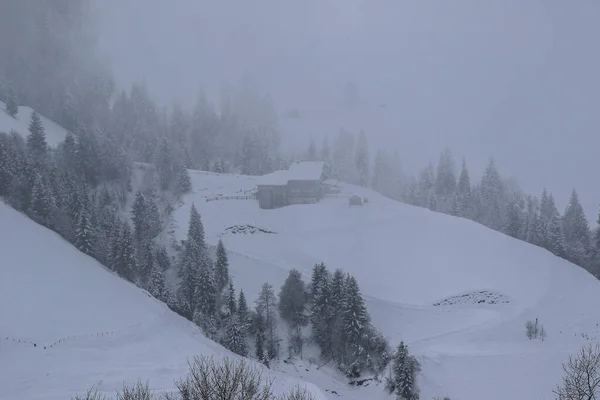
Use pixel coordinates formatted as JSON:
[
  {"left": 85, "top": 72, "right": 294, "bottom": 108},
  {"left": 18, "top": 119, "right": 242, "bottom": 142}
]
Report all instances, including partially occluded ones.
[
  {"left": 256, "top": 161, "right": 325, "bottom": 186},
  {"left": 287, "top": 161, "right": 325, "bottom": 181},
  {"left": 256, "top": 170, "right": 290, "bottom": 186}
]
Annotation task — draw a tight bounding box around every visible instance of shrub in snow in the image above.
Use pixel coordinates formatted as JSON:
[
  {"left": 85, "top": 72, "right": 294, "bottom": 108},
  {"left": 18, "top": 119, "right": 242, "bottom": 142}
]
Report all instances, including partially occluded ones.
[
  {"left": 554, "top": 343, "right": 600, "bottom": 399},
  {"left": 73, "top": 357, "right": 316, "bottom": 399},
  {"left": 525, "top": 318, "right": 546, "bottom": 341}
]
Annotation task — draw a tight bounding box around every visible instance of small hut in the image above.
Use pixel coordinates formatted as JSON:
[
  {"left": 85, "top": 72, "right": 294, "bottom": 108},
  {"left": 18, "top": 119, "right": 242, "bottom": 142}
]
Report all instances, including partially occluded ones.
[{"left": 349, "top": 194, "right": 363, "bottom": 206}]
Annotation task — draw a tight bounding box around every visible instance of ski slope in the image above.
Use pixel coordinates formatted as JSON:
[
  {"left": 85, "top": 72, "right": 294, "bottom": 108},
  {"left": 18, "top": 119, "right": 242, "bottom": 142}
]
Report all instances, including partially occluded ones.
[
  {"left": 174, "top": 170, "right": 600, "bottom": 400},
  {"left": 0, "top": 202, "right": 327, "bottom": 400},
  {"left": 0, "top": 102, "right": 68, "bottom": 146}
]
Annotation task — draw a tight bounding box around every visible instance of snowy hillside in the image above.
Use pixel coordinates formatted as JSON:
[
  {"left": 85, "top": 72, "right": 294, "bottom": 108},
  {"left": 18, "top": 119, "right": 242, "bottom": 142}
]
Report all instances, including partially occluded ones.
[
  {"left": 0, "top": 101, "right": 68, "bottom": 146},
  {"left": 0, "top": 201, "right": 326, "bottom": 400},
  {"left": 174, "top": 170, "right": 600, "bottom": 400}
]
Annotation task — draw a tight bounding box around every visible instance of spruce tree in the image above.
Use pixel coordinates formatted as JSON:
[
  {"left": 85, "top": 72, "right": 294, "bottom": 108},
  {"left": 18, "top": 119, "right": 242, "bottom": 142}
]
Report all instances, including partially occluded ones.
[
  {"left": 278, "top": 269, "right": 308, "bottom": 328},
  {"left": 215, "top": 239, "right": 230, "bottom": 293},
  {"left": 306, "top": 138, "right": 317, "bottom": 161},
  {"left": 226, "top": 280, "right": 237, "bottom": 316},
  {"left": 156, "top": 137, "right": 174, "bottom": 191},
  {"left": 480, "top": 158, "right": 504, "bottom": 230},
  {"left": 343, "top": 274, "right": 369, "bottom": 370},
  {"left": 329, "top": 268, "right": 347, "bottom": 362},
  {"left": 5, "top": 86, "right": 18, "bottom": 118},
  {"left": 224, "top": 315, "right": 248, "bottom": 357},
  {"left": 309, "top": 262, "right": 332, "bottom": 356},
  {"left": 29, "top": 173, "right": 53, "bottom": 227},
  {"left": 563, "top": 189, "right": 591, "bottom": 264},
  {"left": 149, "top": 261, "right": 169, "bottom": 303},
  {"left": 116, "top": 222, "right": 136, "bottom": 281},
  {"left": 434, "top": 147, "right": 457, "bottom": 210},
  {"left": 75, "top": 210, "right": 95, "bottom": 257},
  {"left": 504, "top": 196, "right": 524, "bottom": 239},
  {"left": 26, "top": 111, "right": 48, "bottom": 160},
  {"left": 175, "top": 162, "right": 192, "bottom": 195},
  {"left": 256, "top": 282, "right": 278, "bottom": 360},
  {"left": 196, "top": 263, "right": 217, "bottom": 319},
  {"left": 387, "top": 342, "right": 421, "bottom": 400},
  {"left": 156, "top": 246, "right": 171, "bottom": 271},
  {"left": 355, "top": 130, "right": 370, "bottom": 187}
]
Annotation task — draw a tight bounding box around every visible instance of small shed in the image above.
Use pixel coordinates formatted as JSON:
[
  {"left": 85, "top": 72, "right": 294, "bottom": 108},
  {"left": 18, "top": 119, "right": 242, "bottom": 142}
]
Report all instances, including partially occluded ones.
[
  {"left": 349, "top": 194, "right": 363, "bottom": 206},
  {"left": 256, "top": 171, "right": 289, "bottom": 209}
]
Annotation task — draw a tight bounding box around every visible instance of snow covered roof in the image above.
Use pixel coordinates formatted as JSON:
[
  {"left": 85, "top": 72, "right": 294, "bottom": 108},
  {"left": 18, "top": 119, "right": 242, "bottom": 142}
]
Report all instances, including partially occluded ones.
[
  {"left": 256, "top": 161, "right": 325, "bottom": 186},
  {"left": 256, "top": 170, "right": 290, "bottom": 186},
  {"left": 287, "top": 161, "right": 325, "bottom": 181}
]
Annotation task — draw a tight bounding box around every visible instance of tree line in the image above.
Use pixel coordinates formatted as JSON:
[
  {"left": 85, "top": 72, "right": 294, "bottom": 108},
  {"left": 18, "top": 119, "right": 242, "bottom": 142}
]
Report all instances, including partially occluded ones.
[{"left": 304, "top": 133, "right": 600, "bottom": 279}]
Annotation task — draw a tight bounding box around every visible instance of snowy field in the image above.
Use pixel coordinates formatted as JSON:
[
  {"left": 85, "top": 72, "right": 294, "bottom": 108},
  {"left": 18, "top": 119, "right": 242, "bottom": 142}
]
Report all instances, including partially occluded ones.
[
  {"left": 0, "top": 202, "right": 328, "bottom": 400},
  {"left": 173, "top": 171, "right": 600, "bottom": 400},
  {"left": 0, "top": 102, "right": 69, "bottom": 146},
  {"left": 3, "top": 117, "right": 600, "bottom": 398}
]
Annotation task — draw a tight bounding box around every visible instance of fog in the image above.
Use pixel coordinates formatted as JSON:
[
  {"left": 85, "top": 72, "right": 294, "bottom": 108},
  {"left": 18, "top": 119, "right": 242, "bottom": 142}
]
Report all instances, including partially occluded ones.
[{"left": 92, "top": 0, "right": 600, "bottom": 219}]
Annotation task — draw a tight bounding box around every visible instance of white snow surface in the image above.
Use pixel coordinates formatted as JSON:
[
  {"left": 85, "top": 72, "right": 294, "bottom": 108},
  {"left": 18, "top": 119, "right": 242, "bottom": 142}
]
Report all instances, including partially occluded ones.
[
  {"left": 0, "top": 102, "right": 68, "bottom": 147},
  {"left": 0, "top": 202, "right": 327, "bottom": 400},
  {"left": 174, "top": 170, "right": 600, "bottom": 400},
  {"left": 3, "top": 102, "right": 600, "bottom": 399}
]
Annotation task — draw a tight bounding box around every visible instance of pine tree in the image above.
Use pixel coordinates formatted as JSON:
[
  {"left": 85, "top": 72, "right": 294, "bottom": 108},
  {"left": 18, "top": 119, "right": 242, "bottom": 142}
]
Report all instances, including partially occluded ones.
[
  {"left": 156, "top": 137, "right": 174, "bottom": 191},
  {"left": 5, "top": 86, "right": 18, "bottom": 118},
  {"left": 278, "top": 269, "right": 308, "bottom": 328},
  {"left": 504, "top": 195, "right": 524, "bottom": 239},
  {"left": 196, "top": 263, "right": 217, "bottom": 319},
  {"left": 116, "top": 222, "right": 136, "bottom": 281},
  {"left": 343, "top": 275, "right": 369, "bottom": 367},
  {"left": 592, "top": 207, "right": 600, "bottom": 277},
  {"left": 549, "top": 212, "right": 567, "bottom": 258},
  {"left": 329, "top": 268, "right": 347, "bottom": 362},
  {"left": 256, "top": 282, "right": 278, "bottom": 360},
  {"left": 563, "top": 189, "right": 591, "bottom": 265},
  {"left": 224, "top": 315, "right": 248, "bottom": 356},
  {"left": 226, "top": 280, "right": 237, "bottom": 316},
  {"left": 254, "top": 311, "right": 266, "bottom": 361},
  {"left": 75, "top": 209, "right": 95, "bottom": 257},
  {"left": 29, "top": 173, "right": 54, "bottom": 227},
  {"left": 309, "top": 262, "right": 332, "bottom": 356},
  {"left": 215, "top": 239, "right": 230, "bottom": 293},
  {"left": 175, "top": 162, "right": 192, "bottom": 195},
  {"left": 320, "top": 137, "right": 331, "bottom": 163},
  {"left": 306, "top": 138, "right": 317, "bottom": 161},
  {"left": 138, "top": 241, "right": 156, "bottom": 286},
  {"left": 480, "top": 158, "right": 504, "bottom": 230},
  {"left": 149, "top": 261, "right": 169, "bottom": 303},
  {"left": 417, "top": 163, "right": 435, "bottom": 208},
  {"left": 26, "top": 111, "right": 48, "bottom": 160},
  {"left": 156, "top": 246, "right": 171, "bottom": 271},
  {"left": 435, "top": 147, "right": 457, "bottom": 211},
  {"left": 355, "top": 130, "right": 369, "bottom": 187},
  {"left": 387, "top": 342, "right": 421, "bottom": 400},
  {"left": 238, "top": 290, "right": 249, "bottom": 324}
]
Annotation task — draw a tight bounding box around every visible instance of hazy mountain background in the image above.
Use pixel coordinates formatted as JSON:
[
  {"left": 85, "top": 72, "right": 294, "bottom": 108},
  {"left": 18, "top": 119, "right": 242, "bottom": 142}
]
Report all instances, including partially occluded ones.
[{"left": 92, "top": 0, "right": 600, "bottom": 218}]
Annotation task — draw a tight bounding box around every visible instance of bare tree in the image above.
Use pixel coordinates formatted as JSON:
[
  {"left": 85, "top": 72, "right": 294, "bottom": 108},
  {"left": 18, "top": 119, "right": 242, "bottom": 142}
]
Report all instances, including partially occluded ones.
[{"left": 554, "top": 343, "right": 600, "bottom": 399}]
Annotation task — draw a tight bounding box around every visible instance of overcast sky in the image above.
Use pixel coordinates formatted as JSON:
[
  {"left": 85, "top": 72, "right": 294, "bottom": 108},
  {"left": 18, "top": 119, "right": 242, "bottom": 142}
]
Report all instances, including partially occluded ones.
[{"left": 91, "top": 0, "right": 600, "bottom": 220}]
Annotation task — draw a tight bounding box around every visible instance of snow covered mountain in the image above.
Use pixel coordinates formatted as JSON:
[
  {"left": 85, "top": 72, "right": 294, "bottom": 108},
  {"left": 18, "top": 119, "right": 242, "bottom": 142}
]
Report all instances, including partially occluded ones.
[
  {"left": 174, "top": 170, "right": 600, "bottom": 400},
  {"left": 3, "top": 105, "right": 600, "bottom": 399},
  {"left": 0, "top": 201, "right": 326, "bottom": 400}
]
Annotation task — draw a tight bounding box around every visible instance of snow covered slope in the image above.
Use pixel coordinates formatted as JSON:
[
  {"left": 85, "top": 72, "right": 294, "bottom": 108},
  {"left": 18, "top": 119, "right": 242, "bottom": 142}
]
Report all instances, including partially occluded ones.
[
  {"left": 175, "top": 170, "right": 600, "bottom": 400},
  {"left": 0, "top": 102, "right": 68, "bottom": 146},
  {"left": 0, "top": 201, "right": 326, "bottom": 400}
]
